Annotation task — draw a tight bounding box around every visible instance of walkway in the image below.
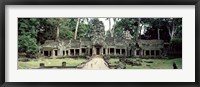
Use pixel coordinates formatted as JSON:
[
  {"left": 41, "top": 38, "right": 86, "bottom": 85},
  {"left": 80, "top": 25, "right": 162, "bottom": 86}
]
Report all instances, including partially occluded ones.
[{"left": 82, "top": 55, "right": 110, "bottom": 69}]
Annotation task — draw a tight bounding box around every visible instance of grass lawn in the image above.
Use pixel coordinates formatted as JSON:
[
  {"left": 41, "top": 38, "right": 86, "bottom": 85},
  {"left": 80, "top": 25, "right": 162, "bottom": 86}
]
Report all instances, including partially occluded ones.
[
  {"left": 108, "top": 58, "right": 182, "bottom": 69},
  {"left": 18, "top": 58, "right": 87, "bottom": 69}
]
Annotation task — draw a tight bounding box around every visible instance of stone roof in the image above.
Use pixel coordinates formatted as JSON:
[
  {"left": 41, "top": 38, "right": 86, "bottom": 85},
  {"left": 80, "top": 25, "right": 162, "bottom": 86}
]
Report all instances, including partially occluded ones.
[
  {"left": 81, "top": 37, "right": 90, "bottom": 41},
  {"left": 62, "top": 40, "right": 71, "bottom": 48},
  {"left": 41, "top": 38, "right": 163, "bottom": 50},
  {"left": 105, "top": 37, "right": 114, "bottom": 42},
  {"left": 138, "top": 40, "right": 164, "bottom": 50},
  {"left": 70, "top": 39, "right": 81, "bottom": 48},
  {"left": 92, "top": 37, "right": 107, "bottom": 47},
  {"left": 42, "top": 40, "right": 59, "bottom": 49},
  {"left": 105, "top": 37, "right": 115, "bottom": 46}
]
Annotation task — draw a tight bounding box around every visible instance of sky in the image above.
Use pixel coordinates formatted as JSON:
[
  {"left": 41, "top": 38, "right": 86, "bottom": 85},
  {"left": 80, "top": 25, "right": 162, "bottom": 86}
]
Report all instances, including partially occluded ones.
[
  {"left": 98, "top": 18, "right": 145, "bottom": 34},
  {"left": 84, "top": 18, "right": 145, "bottom": 34},
  {"left": 98, "top": 18, "right": 114, "bottom": 31}
]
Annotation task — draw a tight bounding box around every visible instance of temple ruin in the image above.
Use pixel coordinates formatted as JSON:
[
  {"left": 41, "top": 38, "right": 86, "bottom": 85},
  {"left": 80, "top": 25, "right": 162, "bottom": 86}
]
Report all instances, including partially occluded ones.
[{"left": 39, "top": 21, "right": 164, "bottom": 58}]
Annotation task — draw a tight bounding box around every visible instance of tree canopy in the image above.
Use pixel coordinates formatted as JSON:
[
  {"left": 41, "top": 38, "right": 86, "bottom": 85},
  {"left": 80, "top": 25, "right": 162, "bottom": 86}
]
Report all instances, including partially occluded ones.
[{"left": 18, "top": 18, "right": 182, "bottom": 57}]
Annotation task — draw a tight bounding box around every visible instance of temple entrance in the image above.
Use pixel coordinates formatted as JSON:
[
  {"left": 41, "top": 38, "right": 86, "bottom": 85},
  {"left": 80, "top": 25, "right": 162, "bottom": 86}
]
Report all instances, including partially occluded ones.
[
  {"left": 96, "top": 47, "right": 100, "bottom": 55},
  {"left": 44, "top": 51, "right": 48, "bottom": 56},
  {"left": 93, "top": 45, "right": 102, "bottom": 55}
]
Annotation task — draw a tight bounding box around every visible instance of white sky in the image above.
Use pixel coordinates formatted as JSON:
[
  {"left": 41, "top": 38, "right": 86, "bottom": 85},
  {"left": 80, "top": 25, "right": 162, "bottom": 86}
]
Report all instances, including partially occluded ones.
[
  {"left": 98, "top": 18, "right": 114, "bottom": 31},
  {"left": 98, "top": 18, "right": 145, "bottom": 34}
]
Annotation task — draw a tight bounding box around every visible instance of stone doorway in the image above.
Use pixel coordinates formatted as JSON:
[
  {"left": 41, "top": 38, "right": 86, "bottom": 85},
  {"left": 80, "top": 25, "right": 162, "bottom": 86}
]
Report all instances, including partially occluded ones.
[
  {"left": 96, "top": 47, "right": 100, "bottom": 55},
  {"left": 93, "top": 45, "right": 102, "bottom": 56}
]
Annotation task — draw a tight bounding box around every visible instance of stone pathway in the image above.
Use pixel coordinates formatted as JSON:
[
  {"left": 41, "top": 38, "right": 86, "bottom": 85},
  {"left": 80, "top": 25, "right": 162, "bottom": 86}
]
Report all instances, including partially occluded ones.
[{"left": 82, "top": 56, "right": 110, "bottom": 69}]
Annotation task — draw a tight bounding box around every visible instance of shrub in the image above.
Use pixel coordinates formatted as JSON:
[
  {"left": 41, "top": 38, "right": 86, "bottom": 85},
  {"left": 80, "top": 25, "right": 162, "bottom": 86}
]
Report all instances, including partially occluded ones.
[
  {"left": 40, "top": 63, "right": 45, "bottom": 68},
  {"left": 62, "top": 62, "right": 67, "bottom": 67}
]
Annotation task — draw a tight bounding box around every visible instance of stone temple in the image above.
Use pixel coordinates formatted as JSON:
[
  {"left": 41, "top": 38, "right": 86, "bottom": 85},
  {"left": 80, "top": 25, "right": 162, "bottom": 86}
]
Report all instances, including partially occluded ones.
[{"left": 39, "top": 21, "right": 164, "bottom": 58}]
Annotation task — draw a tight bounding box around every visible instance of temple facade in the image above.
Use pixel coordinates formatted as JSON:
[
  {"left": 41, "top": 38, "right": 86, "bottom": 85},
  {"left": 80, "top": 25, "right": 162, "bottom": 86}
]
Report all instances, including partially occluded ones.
[{"left": 39, "top": 20, "right": 164, "bottom": 58}]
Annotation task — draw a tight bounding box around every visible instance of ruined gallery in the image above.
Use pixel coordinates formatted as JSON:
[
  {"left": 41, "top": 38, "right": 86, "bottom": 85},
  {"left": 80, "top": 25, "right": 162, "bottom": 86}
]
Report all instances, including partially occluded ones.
[{"left": 39, "top": 21, "right": 164, "bottom": 59}]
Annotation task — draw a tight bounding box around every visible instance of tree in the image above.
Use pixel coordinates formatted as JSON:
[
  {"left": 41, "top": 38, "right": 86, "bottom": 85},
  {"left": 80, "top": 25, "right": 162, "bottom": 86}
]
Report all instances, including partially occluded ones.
[
  {"left": 18, "top": 18, "right": 40, "bottom": 57},
  {"left": 105, "top": 18, "right": 112, "bottom": 37},
  {"left": 74, "top": 18, "right": 80, "bottom": 39},
  {"left": 18, "top": 35, "right": 38, "bottom": 58},
  {"left": 46, "top": 18, "right": 65, "bottom": 40},
  {"left": 113, "top": 18, "right": 138, "bottom": 41},
  {"left": 167, "top": 18, "right": 182, "bottom": 41}
]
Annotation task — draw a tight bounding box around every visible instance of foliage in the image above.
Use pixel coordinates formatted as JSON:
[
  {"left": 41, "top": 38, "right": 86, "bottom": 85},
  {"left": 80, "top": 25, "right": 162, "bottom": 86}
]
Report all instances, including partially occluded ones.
[
  {"left": 18, "top": 58, "right": 87, "bottom": 69},
  {"left": 18, "top": 18, "right": 182, "bottom": 58},
  {"left": 18, "top": 35, "right": 38, "bottom": 55},
  {"left": 109, "top": 58, "right": 182, "bottom": 69},
  {"left": 168, "top": 38, "right": 182, "bottom": 57},
  {"left": 18, "top": 18, "right": 40, "bottom": 57}
]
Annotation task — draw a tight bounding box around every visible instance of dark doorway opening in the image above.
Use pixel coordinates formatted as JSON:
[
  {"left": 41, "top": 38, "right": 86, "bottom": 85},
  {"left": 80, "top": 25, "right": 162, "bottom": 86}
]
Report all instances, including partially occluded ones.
[
  {"left": 50, "top": 51, "right": 52, "bottom": 56},
  {"left": 96, "top": 48, "right": 100, "bottom": 55},
  {"left": 44, "top": 51, "right": 48, "bottom": 56},
  {"left": 151, "top": 50, "right": 154, "bottom": 55},
  {"left": 116, "top": 49, "right": 120, "bottom": 55},
  {"left": 82, "top": 48, "right": 86, "bottom": 54},
  {"left": 156, "top": 50, "right": 160, "bottom": 55},
  {"left": 103, "top": 48, "right": 105, "bottom": 54},
  {"left": 75, "top": 49, "right": 79, "bottom": 55},
  {"left": 70, "top": 49, "right": 74, "bottom": 56},
  {"left": 54, "top": 50, "right": 58, "bottom": 56},
  {"left": 146, "top": 50, "right": 149, "bottom": 55},
  {"left": 90, "top": 48, "right": 92, "bottom": 56},
  {"left": 63, "top": 51, "right": 65, "bottom": 56},
  {"left": 66, "top": 50, "right": 68, "bottom": 56},
  {"left": 110, "top": 48, "right": 114, "bottom": 55},
  {"left": 137, "top": 50, "right": 140, "bottom": 55},
  {"left": 122, "top": 49, "right": 125, "bottom": 55}
]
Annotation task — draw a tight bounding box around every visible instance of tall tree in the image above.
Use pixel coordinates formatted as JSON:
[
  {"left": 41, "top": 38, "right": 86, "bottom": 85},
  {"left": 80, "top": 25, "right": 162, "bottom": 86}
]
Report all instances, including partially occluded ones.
[
  {"left": 18, "top": 18, "right": 41, "bottom": 58},
  {"left": 105, "top": 18, "right": 113, "bottom": 37},
  {"left": 74, "top": 18, "right": 80, "bottom": 40},
  {"left": 113, "top": 18, "right": 138, "bottom": 40},
  {"left": 167, "top": 18, "right": 182, "bottom": 41}
]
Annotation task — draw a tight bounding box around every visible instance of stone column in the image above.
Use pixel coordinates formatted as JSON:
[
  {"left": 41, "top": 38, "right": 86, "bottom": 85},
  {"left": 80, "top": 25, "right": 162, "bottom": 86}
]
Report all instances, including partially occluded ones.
[
  {"left": 108, "top": 48, "right": 110, "bottom": 55},
  {"left": 134, "top": 50, "right": 137, "bottom": 56},
  {"left": 92, "top": 47, "right": 96, "bottom": 55},
  {"left": 79, "top": 48, "right": 82, "bottom": 55},
  {"left": 74, "top": 49, "right": 76, "bottom": 56},
  {"left": 88, "top": 48, "right": 90, "bottom": 56},
  {"left": 79, "top": 48, "right": 82, "bottom": 56},
  {"left": 63, "top": 50, "right": 65, "bottom": 56},
  {"left": 105, "top": 48, "right": 108, "bottom": 55},
  {"left": 42, "top": 50, "right": 44, "bottom": 56},
  {"left": 114, "top": 48, "right": 116, "bottom": 55},
  {"left": 100, "top": 47, "right": 103, "bottom": 55},
  {"left": 120, "top": 49, "right": 122, "bottom": 56},
  {"left": 57, "top": 50, "right": 59, "bottom": 57},
  {"left": 52, "top": 50, "right": 55, "bottom": 58},
  {"left": 68, "top": 49, "right": 71, "bottom": 56},
  {"left": 48, "top": 51, "right": 50, "bottom": 56}
]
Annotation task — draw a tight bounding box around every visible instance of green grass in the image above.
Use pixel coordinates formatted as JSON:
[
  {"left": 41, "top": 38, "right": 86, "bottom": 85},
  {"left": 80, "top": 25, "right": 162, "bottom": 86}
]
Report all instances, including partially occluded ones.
[
  {"left": 18, "top": 58, "right": 87, "bottom": 69},
  {"left": 108, "top": 58, "right": 182, "bottom": 69},
  {"left": 109, "top": 59, "right": 120, "bottom": 65}
]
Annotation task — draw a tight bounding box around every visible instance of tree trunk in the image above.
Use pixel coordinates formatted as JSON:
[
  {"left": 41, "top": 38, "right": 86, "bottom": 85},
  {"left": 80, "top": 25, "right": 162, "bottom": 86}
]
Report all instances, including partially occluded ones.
[
  {"left": 74, "top": 18, "right": 80, "bottom": 40},
  {"left": 136, "top": 18, "right": 141, "bottom": 41},
  {"left": 56, "top": 26, "right": 59, "bottom": 40},
  {"left": 157, "top": 28, "right": 160, "bottom": 40},
  {"left": 108, "top": 18, "right": 113, "bottom": 37},
  {"left": 168, "top": 18, "right": 176, "bottom": 41}
]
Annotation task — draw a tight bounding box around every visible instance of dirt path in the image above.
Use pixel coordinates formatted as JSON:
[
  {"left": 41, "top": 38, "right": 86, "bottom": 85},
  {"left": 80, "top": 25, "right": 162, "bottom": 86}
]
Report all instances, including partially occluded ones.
[{"left": 82, "top": 56, "right": 110, "bottom": 69}]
